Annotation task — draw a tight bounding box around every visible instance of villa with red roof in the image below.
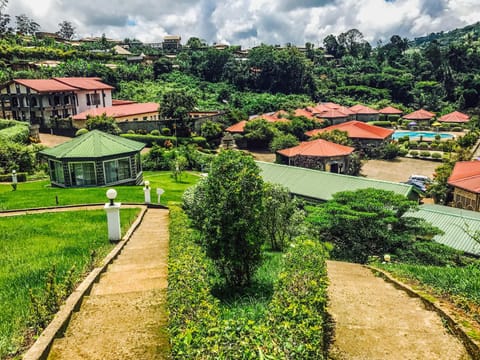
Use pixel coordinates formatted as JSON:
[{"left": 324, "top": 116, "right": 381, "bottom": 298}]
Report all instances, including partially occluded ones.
[
  {"left": 72, "top": 102, "right": 160, "bottom": 129},
  {"left": 305, "top": 120, "right": 394, "bottom": 156},
  {"left": 276, "top": 139, "right": 355, "bottom": 174},
  {"left": 438, "top": 111, "right": 470, "bottom": 124},
  {"left": 448, "top": 161, "right": 480, "bottom": 211},
  {"left": 379, "top": 106, "right": 403, "bottom": 117},
  {"left": 403, "top": 109, "right": 435, "bottom": 127},
  {"left": 0, "top": 77, "right": 114, "bottom": 129},
  {"left": 349, "top": 104, "right": 379, "bottom": 122}
]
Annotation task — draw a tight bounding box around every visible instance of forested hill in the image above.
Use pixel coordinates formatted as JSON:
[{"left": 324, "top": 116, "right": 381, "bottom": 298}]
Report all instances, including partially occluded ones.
[{"left": 412, "top": 22, "right": 480, "bottom": 47}]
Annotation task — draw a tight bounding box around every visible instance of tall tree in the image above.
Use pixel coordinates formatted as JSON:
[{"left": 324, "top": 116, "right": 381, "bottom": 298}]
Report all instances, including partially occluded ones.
[
  {"left": 194, "top": 150, "right": 265, "bottom": 287},
  {"left": 159, "top": 90, "right": 197, "bottom": 120},
  {"left": 57, "top": 20, "right": 75, "bottom": 40},
  {"left": 15, "top": 14, "right": 39, "bottom": 35},
  {"left": 0, "top": 0, "right": 10, "bottom": 37}
]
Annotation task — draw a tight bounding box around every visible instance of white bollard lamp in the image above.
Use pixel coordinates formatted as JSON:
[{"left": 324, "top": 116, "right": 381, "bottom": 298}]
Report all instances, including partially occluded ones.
[
  {"left": 143, "top": 180, "right": 151, "bottom": 204},
  {"left": 104, "top": 188, "right": 121, "bottom": 241}
]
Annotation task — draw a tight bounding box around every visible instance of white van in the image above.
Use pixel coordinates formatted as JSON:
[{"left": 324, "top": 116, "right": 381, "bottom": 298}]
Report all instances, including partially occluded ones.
[{"left": 409, "top": 175, "right": 431, "bottom": 184}]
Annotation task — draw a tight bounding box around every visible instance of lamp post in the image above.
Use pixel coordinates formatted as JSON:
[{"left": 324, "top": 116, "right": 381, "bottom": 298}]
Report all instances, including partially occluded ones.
[
  {"left": 104, "top": 188, "right": 121, "bottom": 242},
  {"left": 11, "top": 170, "right": 17, "bottom": 191},
  {"left": 143, "top": 180, "right": 151, "bottom": 204}
]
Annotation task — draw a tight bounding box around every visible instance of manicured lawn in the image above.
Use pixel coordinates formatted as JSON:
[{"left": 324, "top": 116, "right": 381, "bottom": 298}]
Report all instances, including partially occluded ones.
[
  {"left": 0, "top": 171, "right": 200, "bottom": 210},
  {"left": 0, "top": 208, "right": 140, "bottom": 358}
]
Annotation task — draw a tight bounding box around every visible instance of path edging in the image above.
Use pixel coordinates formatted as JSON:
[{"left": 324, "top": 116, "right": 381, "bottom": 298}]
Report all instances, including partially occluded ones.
[
  {"left": 367, "top": 265, "right": 480, "bottom": 359},
  {"left": 22, "top": 206, "right": 148, "bottom": 360}
]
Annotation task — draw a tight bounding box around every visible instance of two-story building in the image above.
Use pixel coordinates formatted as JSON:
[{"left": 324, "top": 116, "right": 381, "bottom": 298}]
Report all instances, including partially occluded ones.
[{"left": 0, "top": 77, "right": 113, "bottom": 130}]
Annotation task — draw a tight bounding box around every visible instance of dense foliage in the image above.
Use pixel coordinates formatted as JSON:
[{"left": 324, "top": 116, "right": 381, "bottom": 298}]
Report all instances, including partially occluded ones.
[
  {"left": 307, "top": 188, "right": 442, "bottom": 263},
  {"left": 167, "top": 205, "right": 330, "bottom": 359}
]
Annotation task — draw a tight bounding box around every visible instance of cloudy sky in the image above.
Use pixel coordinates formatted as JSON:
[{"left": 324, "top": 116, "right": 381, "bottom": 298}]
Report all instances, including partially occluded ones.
[{"left": 6, "top": 0, "right": 480, "bottom": 48}]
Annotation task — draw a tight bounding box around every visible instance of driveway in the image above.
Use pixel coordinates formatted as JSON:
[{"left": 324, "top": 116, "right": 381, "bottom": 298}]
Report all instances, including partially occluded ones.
[{"left": 361, "top": 158, "right": 439, "bottom": 183}]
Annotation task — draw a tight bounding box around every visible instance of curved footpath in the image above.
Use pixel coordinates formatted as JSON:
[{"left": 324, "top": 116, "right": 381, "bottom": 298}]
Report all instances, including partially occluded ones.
[{"left": 327, "top": 260, "right": 470, "bottom": 360}]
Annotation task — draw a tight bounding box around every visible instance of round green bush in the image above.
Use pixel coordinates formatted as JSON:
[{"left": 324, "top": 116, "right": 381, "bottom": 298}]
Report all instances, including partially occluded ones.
[
  {"left": 75, "top": 128, "right": 89, "bottom": 137},
  {"left": 420, "top": 151, "right": 431, "bottom": 157},
  {"left": 431, "top": 152, "right": 442, "bottom": 159},
  {"left": 127, "top": 129, "right": 135, "bottom": 134},
  {"left": 418, "top": 142, "right": 429, "bottom": 149},
  {"left": 451, "top": 126, "right": 463, "bottom": 132},
  {"left": 409, "top": 150, "right": 419, "bottom": 157},
  {"left": 150, "top": 129, "right": 161, "bottom": 136},
  {"left": 161, "top": 127, "right": 171, "bottom": 136}
]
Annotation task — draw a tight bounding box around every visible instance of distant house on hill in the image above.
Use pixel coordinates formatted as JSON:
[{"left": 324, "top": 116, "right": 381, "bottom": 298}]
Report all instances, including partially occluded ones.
[
  {"left": 163, "top": 35, "right": 182, "bottom": 52},
  {"left": 348, "top": 104, "right": 379, "bottom": 122},
  {"left": 448, "top": 161, "right": 480, "bottom": 211},
  {"left": 276, "top": 139, "right": 355, "bottom": 174},
  {"left": 379, "top": 106, "right": 403, "bottom": 118},
  {"left": 0, "top": 77, "right": 113, "bottom": 130},
  {"left": 39, "top": 130, "right": 145, "bottom": 188}
]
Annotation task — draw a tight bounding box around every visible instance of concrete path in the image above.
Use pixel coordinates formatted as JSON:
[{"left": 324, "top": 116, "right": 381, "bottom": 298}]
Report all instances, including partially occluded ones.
[
  {"left": 327, "top": 260, "right": 470, "bottom": 360},
  {"left": 47, "top": 208, "right": 170, "bottom": 359}
]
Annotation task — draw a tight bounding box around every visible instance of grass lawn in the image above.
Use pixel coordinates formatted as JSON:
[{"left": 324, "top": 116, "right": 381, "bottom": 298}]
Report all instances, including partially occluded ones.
[
  {"left": 0, "top": 208, "right": 140, "bottom": 358},
  {"left": 0, "top": 171, "right": 200, "bottom": 210}
]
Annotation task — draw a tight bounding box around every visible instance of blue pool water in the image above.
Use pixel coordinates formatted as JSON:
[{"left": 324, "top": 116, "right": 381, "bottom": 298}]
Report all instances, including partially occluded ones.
[{"left": 392, "top": 131, "right": 454, "bottom": 140}]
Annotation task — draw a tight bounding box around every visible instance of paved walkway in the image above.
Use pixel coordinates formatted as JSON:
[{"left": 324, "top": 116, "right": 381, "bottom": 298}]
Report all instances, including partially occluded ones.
[
  {"left": 47, "top": 208, "right": 170, "bottom": 359},
  {"left": 327, "top": 261, "right": 470, "bottom": 360}
]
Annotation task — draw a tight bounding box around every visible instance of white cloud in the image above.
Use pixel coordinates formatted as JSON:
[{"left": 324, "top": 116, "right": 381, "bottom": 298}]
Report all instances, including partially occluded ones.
[{"left": 4, "top": 0, "right": 480, "bottom": 48}]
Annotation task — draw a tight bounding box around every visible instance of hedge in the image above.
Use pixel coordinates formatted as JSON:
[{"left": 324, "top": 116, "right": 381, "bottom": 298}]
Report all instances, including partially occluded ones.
[
  {"left": 0, "top": 172, "right": 27, "bottom": 182},
  {"left": 0, "top": 124, "right": 30, "bottom": 143},
  {"left": 167, "top": 205, "right": 330, "bottom": 359},
  {"left": 120, "top": 134, "right": 207, "bottom": 147},
  {"left": 0, "top": 119, "right": 27, "bottom": 130},
  {"left": 367, "top": 121, "right": 392, "bottom": 128}
]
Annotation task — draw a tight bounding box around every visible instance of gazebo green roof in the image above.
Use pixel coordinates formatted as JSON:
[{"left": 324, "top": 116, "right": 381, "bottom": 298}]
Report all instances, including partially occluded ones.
[
  {"left": 256, "top": 161, "right": 415, "bottom": 201},
  {"left": 40, "top": 130, "right": 145, "bottom": 159}
]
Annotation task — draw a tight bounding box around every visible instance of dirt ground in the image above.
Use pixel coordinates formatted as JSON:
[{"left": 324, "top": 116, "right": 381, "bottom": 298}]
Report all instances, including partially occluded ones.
[
  {"left": 360, "top": 157, "right": 439, "bottom": 183},
  {"left": 327, "top": 261, "right": 470, "bottom": 360}
]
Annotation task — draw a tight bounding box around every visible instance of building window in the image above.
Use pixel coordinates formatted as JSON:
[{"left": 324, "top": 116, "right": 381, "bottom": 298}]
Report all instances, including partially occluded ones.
[
  {"left": 104, "top": 157, "right": 131, "bottom": 184},
  {"left": 53, "top": 95, "right": 61, "bottom": 106},
  {"left": 49, "top": 160, "right": 65, "bottom": 184},
  {"left": 64, "top": 95, "right": 70, "bottom": 105},
  {"left": 86, "top": 93, "right": 101, "bottom": 106},
  {"left": 69, "top": 162, "right": 96, "bottom": 186}
]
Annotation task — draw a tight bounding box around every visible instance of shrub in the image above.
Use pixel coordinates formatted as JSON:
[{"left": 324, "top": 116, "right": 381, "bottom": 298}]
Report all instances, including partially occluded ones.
[
  {"left": 75, "top": 128, "right": 89, "bottom": 137},
  {"left": 394, "top": 240, "right": 468, "bottom": 266},
  {"left": 418, "top": 142, "right": 429, "bottom": 149},
  {"left": 420, "top": 151, "right": 431, "bottom": 157},
  {"left": 409, "top": 150, "right": 419, "bottom": 157},
  {"left": 430, "top": 142, "right": 438, "bottom": 149},
  {"left": 127, "top": 129, "right": 135, "bottom": 134},
  {"left": 398, "top": 147, "right": 409, "bottom": 156},
  {"left": 269, "top": 133, "right": 299, "bottom": 152},
  {"left": 382, "top": 143, "right": 400, "bottom": 160},
  {"left": 409, "top": 140, "right": 418, "bottom": 148},
  {"left": 0, "top": 124, "right": 30, "bottom": 143},
  {"left": 431, "top": 152, "right": 442, "bottom": 159},
  {"left": 161, "top": 127, "right": 171, "bottom": 136},
  {"left": 150, "top": 129, "right": 160, "bottom": 136},
  {"left": 451, "top": 126, "right": 463, "bottom": 132}
]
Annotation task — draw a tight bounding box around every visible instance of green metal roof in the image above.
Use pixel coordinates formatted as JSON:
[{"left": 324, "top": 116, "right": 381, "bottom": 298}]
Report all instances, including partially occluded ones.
[
  {"left": 40, "top": 130, "right": 145, "bottom": 159},
  {"left": 406, "top": 204, "right": 480, "bottom": 255},
  {"left": 256, "top": 161, "right": 415, "bottom": 201}
]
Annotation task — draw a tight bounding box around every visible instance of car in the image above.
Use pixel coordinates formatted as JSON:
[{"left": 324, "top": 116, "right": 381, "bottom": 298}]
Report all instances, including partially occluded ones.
[
  {"left": 409, "top": 175, "right": 432, "bottom": 184},
  {"left": 405, "top": 179, "right": 427, "bottom": 192}
]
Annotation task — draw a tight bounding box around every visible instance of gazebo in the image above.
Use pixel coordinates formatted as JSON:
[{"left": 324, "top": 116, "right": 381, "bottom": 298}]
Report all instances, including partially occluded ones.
[
  {"left": 40, "top": 130, "right": 145, "bottom": 188},
  {"left": 403, "top": 109, "right": 435, "bottom": 128},
  {"left": 438, "top": 111, "right": 470, "bottom": 124}
]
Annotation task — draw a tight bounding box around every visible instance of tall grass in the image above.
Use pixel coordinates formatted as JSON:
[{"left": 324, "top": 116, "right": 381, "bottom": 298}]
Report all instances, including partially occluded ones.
[
  {"left": 379, "top": 263, "right": 480, "bottom": 305},
  {"left": 0, "top": 170, "right": 199, "bottom": 210},
  {"left": 0, "top": 208, "right": 140, "bottom": 358}
]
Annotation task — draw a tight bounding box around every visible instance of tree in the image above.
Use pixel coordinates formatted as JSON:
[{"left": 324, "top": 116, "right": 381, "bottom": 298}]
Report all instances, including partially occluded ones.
[
  {"left": 85, "top": 113, "right": 120, "bottom": 135},
  {"left": 152, "top": 58, "right": 173, "bottom": 78},
  {"left": 15, "top": 14, "right": 39, "bottom": 35},
  {"left": 191, "top": 150, "right": 265, "bottom": 287},
  {"left": 262, "top": 183, "right": 306, "bottom": 251},
  {"left": 244, "top": 118, "right": 276, "bottom": 149},
  {"left": 159, "top": 90, "right": 196, "bottom": 121},
  {"left": 307, "top": 188, "right": 441, "bottom": 263},
  {"left": 185, "top": 37, "right": 206, "bottom": 50},
  {"left": 269, "top": 132, "right": 298, "bottom": 152},
  {"left": 310, "top": 129, "right": 352, "bottom": 146},
  {"left": 0, "top": 0, "right": 10, "bottom": 37},
  {"left": 323, "top": 34, "right": 343, "bottom": 58},
  {"left": 57, "top": 20, "right": 75, "bottom": 40}
]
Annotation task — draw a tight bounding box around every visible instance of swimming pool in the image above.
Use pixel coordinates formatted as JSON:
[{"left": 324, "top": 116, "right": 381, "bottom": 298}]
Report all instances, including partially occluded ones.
[{"left": 392, "top": 131, "right": 454, "bottom": 140}]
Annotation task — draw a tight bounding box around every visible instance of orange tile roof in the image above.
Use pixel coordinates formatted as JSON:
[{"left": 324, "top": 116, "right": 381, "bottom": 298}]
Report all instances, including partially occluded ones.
[
  {"left": 349, "top": 104, "right": 379, "bottom": 114},
  {"left": 322, "top": 102, "right": 341, "bottom": 109},
  {"left": 305, "top": 120, "right": 394, "bottom": 140},
  {"left": 403, "top": 109, "right": 435, "bottom": 120},
  {"left": 54, "top": 77, "right": 114, "bottom": 90},
  {"left": 293, "top": 108, "right": 315, "bottom": 119},
  {"left": 226, "top": 120, "right": 247, "bottom": 133},
  {"left": 438, "top": 111, "right": 470, "bottom": 123},
  {"left": 379, "top": 106, "right": 403, "bottom": 115},
  {"left": 112, "top": 99, "right": 137, "bottom": 106},
  {"left": 448, "top": 161, "right": 480, "bottom": 193},
  {"left": 72, "top": 102, "right": 159, "bottom": 120},
  {"left": 277, "top": 139, "right": 354, "bottom": 158},
  {"left": 14, "top": 79, "right": 79, "bottom": 93},
  {"left": 315, "top": 108, "right": 349, "bottom": 119}
]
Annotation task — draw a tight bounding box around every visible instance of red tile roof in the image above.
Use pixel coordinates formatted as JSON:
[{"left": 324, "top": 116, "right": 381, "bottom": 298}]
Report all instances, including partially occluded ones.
[
  {"left": 112, "top": 99, "right": 137, "bottom": 106},
  {"left": 277, "top": 139, "right": 354, "bottom": 158},
  {"left": 316, "top": 108, "right": 349, "bottom": 119},
  {"left": 349, "top": 104, "right": 379, "bottom": 115},
  {"left": 14, "top": 79, "right": 79, "bottom": 93},
  {"left": 438, "top": 111, "right": 470, "bottom": 123},
  {"left": 448, "top": 161, "right": 480, "bottom": 193},
  {"left": 305, "top": 120, "right": 394, "bottom": 140},
  {"left": 54, "top": 77, "right": 114, "bottom": 90},
  {"left": 293, "top": 108, "right": 315, "bottom": 119},
  {"left": 403, "top": 109, "right": 435, "bottom": 120},
  {"left": 226, "top": 120, "right": 247, "bottom": 133},
  {"left": 379, "top": 106, "right": 403, "bottom": 115},
  {"left": 72, "top": 102, "right": 159, "bottom": 120}
]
